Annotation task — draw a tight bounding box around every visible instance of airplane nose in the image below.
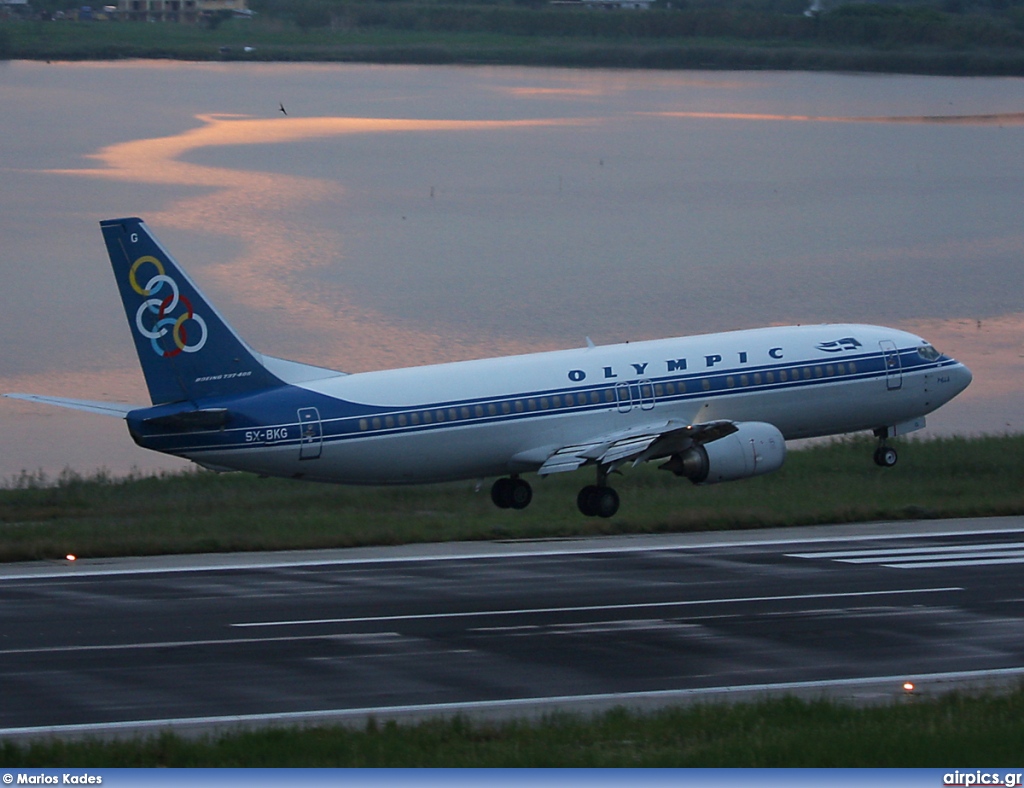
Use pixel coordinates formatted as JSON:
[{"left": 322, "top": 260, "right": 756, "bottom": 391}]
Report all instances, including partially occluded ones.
[{"left": 952, "top": 361, "right": 973, "bottom": 394}]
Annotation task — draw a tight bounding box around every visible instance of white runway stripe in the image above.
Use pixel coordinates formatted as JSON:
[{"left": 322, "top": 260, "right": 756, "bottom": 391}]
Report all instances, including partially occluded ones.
[
  {"left": 232, "top": 586, "right": 963, "bottom": 629},
  {"left": 789, "top": 541, "right": 1024, "bottom": 569},
  {"left": 885, "top": 556, "right": 1024, "bottom": 569},
  {"left": 790, "top": 541, "right": 1024, "bottom": 559}
]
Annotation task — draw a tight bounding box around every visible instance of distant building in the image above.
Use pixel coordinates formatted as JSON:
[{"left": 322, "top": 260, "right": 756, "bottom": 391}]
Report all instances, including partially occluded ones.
[
  {"left": 0, "top": 0, "right": 29, "bottom": 20},
  {"left": 115, "top": 0, "right": 249, "bottom": 23}
]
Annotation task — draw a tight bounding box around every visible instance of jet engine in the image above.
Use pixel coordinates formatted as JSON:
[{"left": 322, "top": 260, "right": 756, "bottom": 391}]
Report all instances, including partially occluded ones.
[{"left": 660, "top": 421, "right": 786, "bottom": 484}]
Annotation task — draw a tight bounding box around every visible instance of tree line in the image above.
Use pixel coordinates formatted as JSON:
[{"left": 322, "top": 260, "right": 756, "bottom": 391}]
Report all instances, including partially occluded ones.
[{"left": 248, "top": 0, "right": 1024, "bottom": 50}]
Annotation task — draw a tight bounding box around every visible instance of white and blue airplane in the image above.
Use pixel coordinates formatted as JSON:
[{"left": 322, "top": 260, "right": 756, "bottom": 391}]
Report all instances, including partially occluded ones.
[{"left": 7, "top": 217, "right": 972, "bottom": 518}]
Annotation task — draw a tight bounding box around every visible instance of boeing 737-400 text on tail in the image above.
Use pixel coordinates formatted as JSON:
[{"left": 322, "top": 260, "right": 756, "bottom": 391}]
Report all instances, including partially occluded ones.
[{"left": 6, "top": 218, "right": 972, "bottom": 517}]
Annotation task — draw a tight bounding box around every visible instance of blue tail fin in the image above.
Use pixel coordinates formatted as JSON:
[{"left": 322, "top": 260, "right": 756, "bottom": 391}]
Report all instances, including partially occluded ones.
[{"left": 101, "top": 217, "right": 283, "bottom": 406}]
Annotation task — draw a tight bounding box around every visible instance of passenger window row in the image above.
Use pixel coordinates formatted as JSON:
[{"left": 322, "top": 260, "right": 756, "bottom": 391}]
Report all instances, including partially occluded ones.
[{"left": 356, "top": 360, "right": 860, "bottom": 432}]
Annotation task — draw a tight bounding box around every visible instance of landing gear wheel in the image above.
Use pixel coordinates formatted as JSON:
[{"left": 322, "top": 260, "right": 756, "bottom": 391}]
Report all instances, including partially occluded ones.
[
  {"left": 508, "top": 478, "right": 533, "bottom": 510},
  {"left": 874, "top": 446, "right": 898, "bottom": 468},
  {"left": 577, "top": 485, "right": 619, "bottom": 518},
  {"left": 491, "top": 477, "right": 533, "bottom": 510},
  {"left": 577, "top": 485, "right": 600, "bottom": 517},
  {"left": 594, "top": 486, "right": 620, "bottom": 518},
  {"left": 491, "top": 477, "right": 514, "bottom": 509}
]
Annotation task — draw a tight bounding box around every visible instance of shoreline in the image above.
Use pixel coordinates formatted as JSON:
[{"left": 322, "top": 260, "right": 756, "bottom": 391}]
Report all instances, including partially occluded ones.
[
  {"left": 3, "top": 21, "right": 1024, "bottom": 76},
  {"left": 8, "top": 46, "right": 1024, "bottom": 77}
]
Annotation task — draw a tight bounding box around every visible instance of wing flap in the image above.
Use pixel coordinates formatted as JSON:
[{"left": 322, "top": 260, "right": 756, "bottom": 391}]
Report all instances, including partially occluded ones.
[
  {"left": 601, "top": 434, "right": 664, "bottom": 467},
  {"left": 537, "top": 449, "right": 591, "bottom": 475},
  {"left": 536, "top": 419, "right": 740, "bottom": 476}
]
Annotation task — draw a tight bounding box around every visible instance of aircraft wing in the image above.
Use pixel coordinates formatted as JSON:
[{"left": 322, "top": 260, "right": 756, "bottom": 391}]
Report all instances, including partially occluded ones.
[
  {"left": 537, "top": 419, "right": 738, "bottom": 476},
  {"left": 4, "top": 393, "right": 138, "bottom": 418}
]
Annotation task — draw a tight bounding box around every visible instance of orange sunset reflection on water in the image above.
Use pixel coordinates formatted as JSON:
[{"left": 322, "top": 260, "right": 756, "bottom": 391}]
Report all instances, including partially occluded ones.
[{"left": 49, "top": 113, "right": 585, "bottom": 372}]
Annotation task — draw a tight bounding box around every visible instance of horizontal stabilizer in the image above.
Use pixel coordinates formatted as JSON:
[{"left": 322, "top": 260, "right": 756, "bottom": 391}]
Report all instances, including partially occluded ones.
[{"left": 4, "top": 393, "right": 137, "bottom": 418}]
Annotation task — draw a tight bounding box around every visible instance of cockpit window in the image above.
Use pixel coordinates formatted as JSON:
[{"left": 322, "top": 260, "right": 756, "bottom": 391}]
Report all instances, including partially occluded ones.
[{"left": 917, "top": 343, "right": 941, "bottom": 361}]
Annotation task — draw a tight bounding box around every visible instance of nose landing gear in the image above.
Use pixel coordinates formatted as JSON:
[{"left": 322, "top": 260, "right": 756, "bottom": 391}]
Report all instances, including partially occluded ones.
[
  {"left": 873, "top": 444, "right": 898, "bottom": 467},
  {"left": 872, "top": 428, "right": 899, "bottom": 467}
]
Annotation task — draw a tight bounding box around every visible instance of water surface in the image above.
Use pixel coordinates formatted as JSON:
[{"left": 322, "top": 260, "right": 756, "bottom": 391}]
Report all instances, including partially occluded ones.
[{"left": 1, "top": 62, "right": 1020, "bottom": 479}]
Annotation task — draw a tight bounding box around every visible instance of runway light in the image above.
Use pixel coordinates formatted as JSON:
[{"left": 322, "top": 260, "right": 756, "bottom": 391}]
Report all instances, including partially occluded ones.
[
  {"left": 66, "top": 554, "right": 76, "bottom": 562},
  {"left": 903, "top": 681, "right": 915, "bottom": 693}
]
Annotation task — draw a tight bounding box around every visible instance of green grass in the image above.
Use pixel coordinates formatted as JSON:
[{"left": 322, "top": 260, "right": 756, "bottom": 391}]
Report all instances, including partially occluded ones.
[
  {"left": 4, "top": 689, "right": 1024, "bottom": 766},
  {"left": 1, "top": 434, "right": 1022, "bottom": 563}
]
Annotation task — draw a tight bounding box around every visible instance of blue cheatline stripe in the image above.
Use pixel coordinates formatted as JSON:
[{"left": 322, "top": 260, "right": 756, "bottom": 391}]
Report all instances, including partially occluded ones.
[{"left": 152, "top": 351, "right": 955, "bottom": 456}]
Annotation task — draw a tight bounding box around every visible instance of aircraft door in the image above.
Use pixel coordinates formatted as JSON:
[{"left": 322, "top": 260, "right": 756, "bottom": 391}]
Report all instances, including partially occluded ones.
[
  {"left": 616, "top": 380, "right": 656, "bottom": 413},
  {"left": 879, "top": 340, "right": 902, "bottom": 390},
  {"left": 298, "top": 407, "right": 323, "bottom": 460},
  {"left": 639, "top": 379, "right": 655, "bottom": 411},
  {"left": 616, "top": 383, "right": 632, "bottom": 413}
]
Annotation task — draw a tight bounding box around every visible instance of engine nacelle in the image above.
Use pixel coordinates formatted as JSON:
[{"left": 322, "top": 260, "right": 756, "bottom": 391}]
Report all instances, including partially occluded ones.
[{"left": 661, "top": 421, "right": 786, "bottom": 485}]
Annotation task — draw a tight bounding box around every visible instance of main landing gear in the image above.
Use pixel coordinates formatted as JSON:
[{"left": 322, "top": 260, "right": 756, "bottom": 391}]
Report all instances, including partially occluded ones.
[
  {"left": 489, "top": 469, "right": 621, "bottom": 518},
  {"left": 873, "top": 428, "right": 898, "bottom": 468},
  {"left": 576, "top": 465, "right": 620, "bottom": 519},
  {"left": 576, "top": 484, "right": 619, "bottom": 518},
  {"left": 490, "top": 475, "right": 533, "bottom": 510}
]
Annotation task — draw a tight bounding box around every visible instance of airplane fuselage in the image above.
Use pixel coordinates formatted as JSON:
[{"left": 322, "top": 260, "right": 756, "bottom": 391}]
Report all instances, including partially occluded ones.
[
  {"left": 8, "top": 218, "right": 973, "bottom": 518},
  {"left": 127, "top": 323, "right": 970, "bottom": 485}
]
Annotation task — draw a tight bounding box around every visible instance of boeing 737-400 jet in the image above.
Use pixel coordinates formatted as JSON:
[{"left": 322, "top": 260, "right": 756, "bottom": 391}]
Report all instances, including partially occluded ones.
[{"left": 6, "top": 218, "right": 972, "bottom": 518}]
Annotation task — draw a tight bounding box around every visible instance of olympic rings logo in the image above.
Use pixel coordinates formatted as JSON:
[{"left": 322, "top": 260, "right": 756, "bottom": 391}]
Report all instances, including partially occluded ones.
[{"left": 129, "top": 256, "right": 208, "bottom": 358}]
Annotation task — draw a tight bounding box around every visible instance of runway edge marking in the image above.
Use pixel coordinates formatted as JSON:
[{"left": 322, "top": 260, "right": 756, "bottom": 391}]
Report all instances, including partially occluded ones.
[
  {"left": 3, "top": 666, "right": 1024, "bottom": 741},
  {"left": 2, "top": 518, "right": 1024, "bottom": 582}
]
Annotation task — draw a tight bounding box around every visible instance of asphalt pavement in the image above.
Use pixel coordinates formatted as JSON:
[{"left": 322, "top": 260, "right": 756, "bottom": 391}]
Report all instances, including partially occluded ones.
[{"left": 2, "top": 516, "right": 1023, "bottom": 740}]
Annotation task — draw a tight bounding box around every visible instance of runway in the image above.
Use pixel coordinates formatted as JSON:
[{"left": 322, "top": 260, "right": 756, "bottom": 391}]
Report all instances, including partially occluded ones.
[{"left": 2, "top": 516, "right": 1024, "bottom": 740}]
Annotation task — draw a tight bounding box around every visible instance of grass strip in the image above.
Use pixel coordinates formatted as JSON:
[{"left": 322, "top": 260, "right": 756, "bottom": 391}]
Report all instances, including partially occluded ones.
[
  {"left": 1, "top": 434, "right": 1022, "bottom": 563},
  {"left": 3, "top": 688, "right": 1024, "bottom": 766}
]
